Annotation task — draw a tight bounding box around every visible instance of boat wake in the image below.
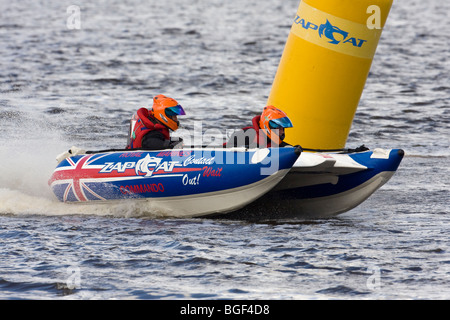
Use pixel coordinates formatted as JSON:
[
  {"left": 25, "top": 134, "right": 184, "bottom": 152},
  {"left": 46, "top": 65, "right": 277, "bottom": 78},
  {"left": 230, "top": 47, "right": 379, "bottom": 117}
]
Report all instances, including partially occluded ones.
[
  {"left": 0, "top": 187, "right": 177, "bottom": 218},
  {"left": 0, "top": 114, "right": 168, "bottom": 218}
]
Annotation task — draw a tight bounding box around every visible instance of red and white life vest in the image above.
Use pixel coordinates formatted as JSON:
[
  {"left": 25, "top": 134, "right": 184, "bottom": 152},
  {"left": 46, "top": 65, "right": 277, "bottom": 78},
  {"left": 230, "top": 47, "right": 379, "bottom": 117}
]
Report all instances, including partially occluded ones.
[{"left": 126, "top": 108, "right": 170, "bottom": 149}]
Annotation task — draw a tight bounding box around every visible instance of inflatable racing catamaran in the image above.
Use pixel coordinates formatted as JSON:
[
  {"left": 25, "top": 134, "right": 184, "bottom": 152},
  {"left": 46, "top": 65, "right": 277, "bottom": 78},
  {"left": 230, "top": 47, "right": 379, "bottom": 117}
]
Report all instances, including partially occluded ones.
[
  {"left": 49, "top": 146, "right": 403, "bottom": 218},
  {"left": 49, "top": 0, "right": 404, "bottom": 218}
]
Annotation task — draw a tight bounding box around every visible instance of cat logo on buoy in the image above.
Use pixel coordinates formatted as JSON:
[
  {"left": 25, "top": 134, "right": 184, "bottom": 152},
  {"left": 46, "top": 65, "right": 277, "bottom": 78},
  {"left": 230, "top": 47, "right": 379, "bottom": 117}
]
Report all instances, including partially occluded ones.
[
  {"left": 294, "top": 17, "right": 368, "bottom": 49},
  {"left": 319, "top": 20, "right": 368, "bottom": 48},
  {"left": 318, "top": 20, "right": 349, "bottom": 44}
]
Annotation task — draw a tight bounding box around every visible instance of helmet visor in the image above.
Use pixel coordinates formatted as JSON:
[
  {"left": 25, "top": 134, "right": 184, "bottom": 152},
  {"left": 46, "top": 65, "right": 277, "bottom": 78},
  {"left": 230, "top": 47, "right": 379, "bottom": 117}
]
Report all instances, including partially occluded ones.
[
  {"left": 269, "top": 117, "right": 293, "bottom": 129},
  {"left": 165, "top": 105, "right": 186, "bottom": 117}
]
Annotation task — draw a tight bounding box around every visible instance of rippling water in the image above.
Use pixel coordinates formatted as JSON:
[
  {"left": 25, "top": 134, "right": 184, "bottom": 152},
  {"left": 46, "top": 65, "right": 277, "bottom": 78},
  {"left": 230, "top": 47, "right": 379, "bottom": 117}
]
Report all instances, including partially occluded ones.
[{"left": 0, "top": 0, "right": 449, "bottom": 300}]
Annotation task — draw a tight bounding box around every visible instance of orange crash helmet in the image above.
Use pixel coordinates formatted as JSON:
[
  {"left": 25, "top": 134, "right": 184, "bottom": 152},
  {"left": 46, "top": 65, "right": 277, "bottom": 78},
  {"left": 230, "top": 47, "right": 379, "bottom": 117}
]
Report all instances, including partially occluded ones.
[
  {"left": 152, "top": 94, "right": 186, "bottom": 131},
  {"left": 259, "top": 105, "right": 293, "bottom": 144}
]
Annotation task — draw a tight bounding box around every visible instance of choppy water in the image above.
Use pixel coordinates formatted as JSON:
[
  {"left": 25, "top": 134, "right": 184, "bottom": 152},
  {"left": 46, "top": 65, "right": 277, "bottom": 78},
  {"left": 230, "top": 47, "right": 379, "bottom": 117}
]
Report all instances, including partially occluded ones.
[{"left": 0, "top": 0, "right": 449, "bottom": 300}]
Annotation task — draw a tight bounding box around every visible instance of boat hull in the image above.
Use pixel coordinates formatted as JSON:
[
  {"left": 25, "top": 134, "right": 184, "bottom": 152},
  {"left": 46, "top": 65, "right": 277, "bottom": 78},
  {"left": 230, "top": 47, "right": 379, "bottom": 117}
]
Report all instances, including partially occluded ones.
[
  {"left": 49, "top": 147, "right": 301, "bottom": 217},
  {"left": 229, "top": 148, "right": 404, "bottom": 219}
]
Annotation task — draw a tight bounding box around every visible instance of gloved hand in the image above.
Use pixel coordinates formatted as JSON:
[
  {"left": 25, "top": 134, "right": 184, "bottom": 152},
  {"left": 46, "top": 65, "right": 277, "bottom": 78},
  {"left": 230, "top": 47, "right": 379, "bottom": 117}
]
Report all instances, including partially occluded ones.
[{"left": 169, "top": 137, "right": 184, "bottom": 149}]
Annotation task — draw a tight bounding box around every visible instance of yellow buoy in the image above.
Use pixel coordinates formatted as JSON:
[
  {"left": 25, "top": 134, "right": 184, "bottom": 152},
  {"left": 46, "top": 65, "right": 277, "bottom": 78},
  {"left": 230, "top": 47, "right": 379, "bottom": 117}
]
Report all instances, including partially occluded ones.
[{"left": 267, "top": 0, "right": 393, "bottom": 149}]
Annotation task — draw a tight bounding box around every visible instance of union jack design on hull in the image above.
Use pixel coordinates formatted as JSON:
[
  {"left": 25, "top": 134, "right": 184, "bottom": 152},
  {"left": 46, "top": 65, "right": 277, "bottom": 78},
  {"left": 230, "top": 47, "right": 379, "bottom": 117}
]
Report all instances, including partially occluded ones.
[{"left": 49, "top": 154, "right": 111, "bottom": 202}]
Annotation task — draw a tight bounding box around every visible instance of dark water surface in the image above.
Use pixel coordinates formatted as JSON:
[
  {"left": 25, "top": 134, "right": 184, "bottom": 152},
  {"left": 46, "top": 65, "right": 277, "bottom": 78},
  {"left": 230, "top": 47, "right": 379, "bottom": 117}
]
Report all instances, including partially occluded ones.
[{"left": 0, "top": 0, "right": 448, "bottom": 299}]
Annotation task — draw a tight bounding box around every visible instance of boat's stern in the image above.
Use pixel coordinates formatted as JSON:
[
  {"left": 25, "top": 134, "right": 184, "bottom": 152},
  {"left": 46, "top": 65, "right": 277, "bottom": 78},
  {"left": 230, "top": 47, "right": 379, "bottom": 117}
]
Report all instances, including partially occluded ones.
[{"left": 238, "top": 148, "right": 405, "bottom": 219}]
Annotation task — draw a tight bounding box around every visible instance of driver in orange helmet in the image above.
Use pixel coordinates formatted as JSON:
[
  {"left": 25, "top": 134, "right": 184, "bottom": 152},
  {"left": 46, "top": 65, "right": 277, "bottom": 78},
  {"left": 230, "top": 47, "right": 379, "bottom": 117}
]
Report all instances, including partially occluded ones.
[
  {"left": 126, "top": 94, "right": 186, "bottom": 150},
  {"left": 225, "top": 105, "right": 293, "bottom": 148}
]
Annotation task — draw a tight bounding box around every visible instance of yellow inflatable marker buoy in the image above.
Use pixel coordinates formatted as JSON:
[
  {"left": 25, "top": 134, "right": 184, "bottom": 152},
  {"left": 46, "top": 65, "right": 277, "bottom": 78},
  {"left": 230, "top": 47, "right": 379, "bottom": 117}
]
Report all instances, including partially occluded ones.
[{"left": 267, "top": 0, "right": 393, "bottom": 149}]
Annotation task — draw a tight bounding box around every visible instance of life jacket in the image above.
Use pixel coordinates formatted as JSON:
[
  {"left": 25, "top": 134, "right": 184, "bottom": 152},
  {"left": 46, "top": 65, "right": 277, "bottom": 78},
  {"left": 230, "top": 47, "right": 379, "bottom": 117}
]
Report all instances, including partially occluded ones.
[
  {"left": 224, "top": 115, "right": 275, "bottom": 148},
  {"left": 126, "top": 108, "right": 170, "bottom": 149}
]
